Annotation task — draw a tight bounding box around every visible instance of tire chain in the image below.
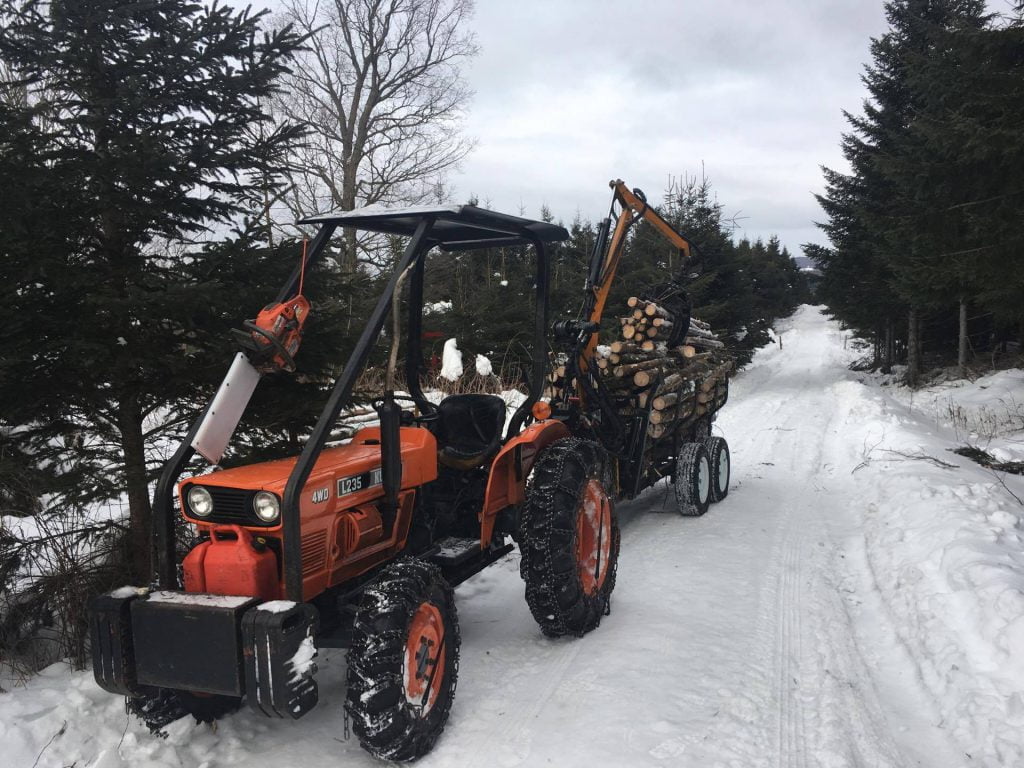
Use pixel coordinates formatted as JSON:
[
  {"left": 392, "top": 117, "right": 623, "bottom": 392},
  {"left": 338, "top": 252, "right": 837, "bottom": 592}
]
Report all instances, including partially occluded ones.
[
  {"left": 519, "top": 438, "right": 621, "bottom": 638},
  {"left": 344, "top": 558, "right": 461, "bottom": 761},
  {"left": 126, "top": 688, "right": 188, "bottom": 734}
]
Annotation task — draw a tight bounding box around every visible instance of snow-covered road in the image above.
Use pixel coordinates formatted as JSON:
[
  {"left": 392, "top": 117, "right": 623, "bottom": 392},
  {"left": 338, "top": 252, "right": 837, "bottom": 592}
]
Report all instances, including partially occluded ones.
[{"left": 5, "top": 306, "right": 1023, "bottom": 768}]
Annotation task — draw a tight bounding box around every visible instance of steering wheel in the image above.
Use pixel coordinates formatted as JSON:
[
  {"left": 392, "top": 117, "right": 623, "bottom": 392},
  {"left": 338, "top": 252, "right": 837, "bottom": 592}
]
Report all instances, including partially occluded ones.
[{"left": 371, "top": 394, "right": 440, "bottom": 425}]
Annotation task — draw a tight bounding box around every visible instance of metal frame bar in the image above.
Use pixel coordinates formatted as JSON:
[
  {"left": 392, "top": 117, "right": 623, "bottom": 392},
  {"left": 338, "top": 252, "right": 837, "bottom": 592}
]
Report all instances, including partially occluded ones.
[
  {"left": 152, "top": 406, "right": 208, "bottom": 588},
  {"left": 404, "top": 251, "right": 432, "bottom": 414},
  {"left": 505, "top": 234, "right": 550, "bottom": 439},
  {"left": 153, "top": 212, "right": 554, "bottom": 600},
  {"left": 274, "top": 225, "right": 337, "bottom": 303},
  {"left": 152, "top": 224, "right": 338, "bottom": 589},
  {"left": 281, "top": 218, "right": 435, "bottom": 601}
]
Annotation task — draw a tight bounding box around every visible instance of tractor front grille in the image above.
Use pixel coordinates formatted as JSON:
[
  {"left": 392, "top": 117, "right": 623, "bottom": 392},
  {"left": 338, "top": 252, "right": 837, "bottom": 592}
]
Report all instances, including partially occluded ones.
[
  {"left": 207, "top": 487, "right": 253, "bottom": 522},
  {"left": 182, "top": 484, "right": 278, "bottom": 528}
]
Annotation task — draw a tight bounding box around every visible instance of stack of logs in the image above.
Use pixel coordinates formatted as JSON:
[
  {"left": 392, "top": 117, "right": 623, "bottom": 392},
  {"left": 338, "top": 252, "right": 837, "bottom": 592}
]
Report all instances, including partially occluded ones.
[{"left": 548, "top": 297, "right": 733, "bottom": 441}]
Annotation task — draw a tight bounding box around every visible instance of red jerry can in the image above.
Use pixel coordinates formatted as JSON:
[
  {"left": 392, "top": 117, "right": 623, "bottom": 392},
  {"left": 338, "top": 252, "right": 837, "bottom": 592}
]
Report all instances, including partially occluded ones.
[{"left": 183, "top": 525, "right": 279, "bottom": 601}]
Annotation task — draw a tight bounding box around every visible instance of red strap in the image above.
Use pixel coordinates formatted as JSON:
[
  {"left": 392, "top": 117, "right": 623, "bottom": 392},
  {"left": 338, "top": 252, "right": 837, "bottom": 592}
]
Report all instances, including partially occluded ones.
[{"left": 298, "top": 238, "right": 309, "bottom": 296}]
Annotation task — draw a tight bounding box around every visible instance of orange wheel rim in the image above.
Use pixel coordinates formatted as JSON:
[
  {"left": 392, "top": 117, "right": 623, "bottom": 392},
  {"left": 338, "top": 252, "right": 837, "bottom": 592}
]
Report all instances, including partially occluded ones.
[
  {"left": 576, "top": 479, "right": 612, "bottom": 596},
  {"left": 403, "top": 601, "right": 445, "bottom": 715}
]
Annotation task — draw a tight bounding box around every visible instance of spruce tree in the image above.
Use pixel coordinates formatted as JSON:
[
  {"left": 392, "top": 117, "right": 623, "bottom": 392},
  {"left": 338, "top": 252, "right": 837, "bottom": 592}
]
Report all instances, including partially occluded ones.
[
  {"left": 0, "top": 0, "right": 304, "bottom": 577},
  {"left": 814, "top": 0, "right": 990, "bottom": 377},
  {"left": 815, "top": 137, "right": 906, "bottom": 370},
  {"left": 876, "top": 2, "right": 987, "bottom": 327},
  {"left": 659, "top": 177, "right": 763, "bottom": 362},
  {"left": 901, "top": 11, "right": 1024, "bottom": 346}
]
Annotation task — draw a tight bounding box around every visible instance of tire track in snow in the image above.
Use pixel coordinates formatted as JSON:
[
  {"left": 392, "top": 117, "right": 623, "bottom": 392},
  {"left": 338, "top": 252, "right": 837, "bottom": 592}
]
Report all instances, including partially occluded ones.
[
  {"left": 769, "top": 368, "right": 831, "bottom": 768},
  {"left": 728, "top": 325, "right": 904, "bottom": 768},
  {"left": 746, "top": 325, "right": 914, "bottom": 768},
  {"left": 461, "top": 635, "right": 583, "bottom": 767},
  {"left": 775, "top": 531, "right": 809, "bottom": 768},
  {"left": 719, "top": 346, "right": 822, "bottom": 768}
]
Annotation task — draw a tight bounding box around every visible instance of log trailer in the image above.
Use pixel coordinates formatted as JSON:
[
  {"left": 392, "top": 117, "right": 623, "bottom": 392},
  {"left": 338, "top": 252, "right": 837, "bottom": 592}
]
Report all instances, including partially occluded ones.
[
  {"left": 548, "top": 180, "right": 732, "bottom": 513},
  {"left": 90, "top": 181, "right": 732, "bottom": 761}
]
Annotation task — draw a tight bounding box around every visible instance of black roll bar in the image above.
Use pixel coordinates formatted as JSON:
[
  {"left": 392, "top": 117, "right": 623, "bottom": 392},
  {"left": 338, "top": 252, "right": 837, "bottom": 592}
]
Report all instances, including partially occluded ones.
[
  {"left": 404, "top": 251, "right": 433, "bottom": 415},
  {"left": 153, "top": 211, "right": 552, "bottom": 600},
  {"left": 151, "top": 224, "right": 338, "bottom": 588},
  {"left": 151, "top": 405, "right": 208, "bottom": 588},
  {"left": 280, "top": 218, "right": 435, "bottom": 601},
  {"left": 505, "top": 234, "right": 550, "bottom": 439},
  {"left": 274, "top": 224, "right": 336, "bottom": 303}
]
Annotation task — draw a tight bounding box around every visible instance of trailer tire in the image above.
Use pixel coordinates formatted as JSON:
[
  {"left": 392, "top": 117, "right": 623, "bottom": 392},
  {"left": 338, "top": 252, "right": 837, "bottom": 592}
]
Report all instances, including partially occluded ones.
[
  {"left": 674, "top": 442, "right": 711, "bottom": 516},
  {"left": 345, "top": 559, "right": 459, "bottom": 761},
  {"left": 703, "top": 436, "right": 730, "bottom": 503},
  {"left": 518, "top": 438, "right": 620, "bottom": 638}
]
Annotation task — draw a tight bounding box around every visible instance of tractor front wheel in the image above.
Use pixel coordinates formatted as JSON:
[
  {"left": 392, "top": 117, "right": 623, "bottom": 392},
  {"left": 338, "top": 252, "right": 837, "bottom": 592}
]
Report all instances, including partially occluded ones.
[
  {"left": 518, "top": 438, "right": 621, "bottom": 637},
  {"left": 345, "top": 559, "right": 459, "bottom": 761}
]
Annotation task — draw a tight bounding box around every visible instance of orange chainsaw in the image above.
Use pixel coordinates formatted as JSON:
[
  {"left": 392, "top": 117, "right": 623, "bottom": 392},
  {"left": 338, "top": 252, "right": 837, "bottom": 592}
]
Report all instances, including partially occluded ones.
[{"left": 232, "top": 295, "right": 311, "bottom": 373}]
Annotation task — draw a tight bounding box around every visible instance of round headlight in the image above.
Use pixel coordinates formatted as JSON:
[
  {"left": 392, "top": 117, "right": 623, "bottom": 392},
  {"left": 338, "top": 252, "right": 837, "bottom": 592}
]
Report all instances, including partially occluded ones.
[
  {"left": 253, "top": 491, "right": 280, "bottom": 523},
  {"left": 187, "top": 486, "right": 213, "bottom": 517}
]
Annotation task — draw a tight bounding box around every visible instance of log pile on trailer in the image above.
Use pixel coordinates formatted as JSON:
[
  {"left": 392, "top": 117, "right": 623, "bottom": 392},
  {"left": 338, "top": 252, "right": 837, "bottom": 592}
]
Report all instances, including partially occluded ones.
[{"left": 548, "top": 296, "right": 733, "bottom": 444}]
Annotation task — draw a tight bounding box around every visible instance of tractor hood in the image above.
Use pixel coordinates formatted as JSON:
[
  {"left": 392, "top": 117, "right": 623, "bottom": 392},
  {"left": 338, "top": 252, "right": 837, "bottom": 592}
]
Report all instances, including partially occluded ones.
[{"left": 176, "top": 426, "right": 438, "bottom": 530}]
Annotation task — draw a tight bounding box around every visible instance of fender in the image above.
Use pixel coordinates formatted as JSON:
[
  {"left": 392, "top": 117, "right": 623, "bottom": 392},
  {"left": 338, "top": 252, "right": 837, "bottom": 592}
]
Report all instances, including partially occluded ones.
[{"left": 480, "top": 419, "right": 571, "bottom": 547}]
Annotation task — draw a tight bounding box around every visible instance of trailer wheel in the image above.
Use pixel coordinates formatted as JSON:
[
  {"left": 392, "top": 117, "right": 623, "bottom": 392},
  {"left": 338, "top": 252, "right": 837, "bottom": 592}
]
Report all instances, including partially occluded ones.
[
  {"left": 703, "top": 436, "right": 730, "bottom": 503},
  {"left": 674, "top": 442, "right": 711, "bottom": 516},
  {"left": 518, "top": 438, "right": 621, "bottom": 638},
  {"left": 345, "top": 559, "right": 459, "bottom": 761}
]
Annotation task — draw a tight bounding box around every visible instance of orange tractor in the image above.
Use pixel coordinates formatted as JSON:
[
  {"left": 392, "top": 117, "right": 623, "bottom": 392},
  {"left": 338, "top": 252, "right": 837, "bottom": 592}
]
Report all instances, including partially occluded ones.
[{"left": 90, "top": 181, "right": 728, "bottom": 760}]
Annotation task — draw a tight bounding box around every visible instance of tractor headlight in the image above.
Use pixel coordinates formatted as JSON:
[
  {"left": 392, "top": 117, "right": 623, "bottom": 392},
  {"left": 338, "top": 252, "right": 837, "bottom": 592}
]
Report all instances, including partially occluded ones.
[
  {"left": 187, "top": 486, "right": 213, "bottom": 517},
  {"left": 253, "top": 491, "right": 280, "bottom": 523}
]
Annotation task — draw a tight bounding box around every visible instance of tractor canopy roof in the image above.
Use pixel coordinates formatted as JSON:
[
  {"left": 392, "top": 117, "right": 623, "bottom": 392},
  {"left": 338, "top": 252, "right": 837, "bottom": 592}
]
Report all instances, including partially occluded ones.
[{"left": 300, "top": 204, "right": 569, "bottom": 252}]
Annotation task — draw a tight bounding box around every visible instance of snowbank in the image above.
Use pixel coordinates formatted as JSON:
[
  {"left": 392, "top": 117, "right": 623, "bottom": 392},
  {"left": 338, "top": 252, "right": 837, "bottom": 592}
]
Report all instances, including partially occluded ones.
[
  {"left": 719, "top": 306, "right": 1024, "bottom": 766},
  {"left": 475, "top": 354, "right": 493, "bottom": 377},
  {"left": 842, "top": 369, "right": 1024, "bottom": 766},
  {"left": 424, "top": 300, "right": 452, "bottom": 315},
  {"left": 440, "top": 338, "right": 463, "bottom": 381},
  {"left": 885, "top": 368, "right": 1024, "bottom": 464}
]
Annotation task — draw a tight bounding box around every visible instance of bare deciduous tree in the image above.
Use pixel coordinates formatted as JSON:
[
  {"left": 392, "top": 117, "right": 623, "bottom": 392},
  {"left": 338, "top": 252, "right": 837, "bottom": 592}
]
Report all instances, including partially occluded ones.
[{"left": 274, "top": 0, "right": 478, "bottom": 267}]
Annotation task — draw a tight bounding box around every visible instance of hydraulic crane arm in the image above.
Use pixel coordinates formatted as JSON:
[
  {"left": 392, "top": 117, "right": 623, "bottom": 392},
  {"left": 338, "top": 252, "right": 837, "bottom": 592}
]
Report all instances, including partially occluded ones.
[{"left": 581, "top": 179, "right": 699, "bottom": 364}]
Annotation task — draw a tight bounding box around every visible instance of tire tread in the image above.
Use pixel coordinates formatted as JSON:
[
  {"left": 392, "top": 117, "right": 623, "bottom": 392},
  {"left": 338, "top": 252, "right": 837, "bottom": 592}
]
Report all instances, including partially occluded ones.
[
  {"left": 518, "top": 438, "right": 621, "bottom": 637},
  {"left": 345, "top": 559, "right": 459, "bottom": 761}
]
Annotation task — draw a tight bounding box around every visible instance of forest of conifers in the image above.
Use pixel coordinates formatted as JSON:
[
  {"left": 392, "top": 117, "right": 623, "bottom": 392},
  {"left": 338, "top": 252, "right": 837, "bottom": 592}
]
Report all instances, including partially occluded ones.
[{"left": 809, "top": 1, "right": 1024, "bottom": 382}]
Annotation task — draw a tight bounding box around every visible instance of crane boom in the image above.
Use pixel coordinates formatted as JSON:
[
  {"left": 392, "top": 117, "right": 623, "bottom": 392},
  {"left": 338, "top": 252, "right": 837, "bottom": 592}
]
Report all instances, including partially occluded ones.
[{"left": 581, "top": 179, "right": 699, "bottom": 366}]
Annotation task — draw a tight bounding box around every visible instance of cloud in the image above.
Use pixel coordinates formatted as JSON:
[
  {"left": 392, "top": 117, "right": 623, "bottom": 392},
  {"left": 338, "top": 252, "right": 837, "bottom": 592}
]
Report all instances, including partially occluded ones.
[{"left": 451, "top": 0, "right": 890, "bottom": 255}]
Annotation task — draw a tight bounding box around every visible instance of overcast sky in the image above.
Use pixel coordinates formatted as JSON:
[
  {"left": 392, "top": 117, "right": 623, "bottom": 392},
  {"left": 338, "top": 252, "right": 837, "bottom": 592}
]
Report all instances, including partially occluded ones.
[{"left": 448, "top": 1, "right": 891, "bottom": 256}]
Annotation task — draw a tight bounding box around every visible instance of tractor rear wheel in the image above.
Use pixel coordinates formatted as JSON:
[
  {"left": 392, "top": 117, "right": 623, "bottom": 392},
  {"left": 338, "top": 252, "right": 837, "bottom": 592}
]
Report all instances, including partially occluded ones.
[
  {"left": 703, "top": 436, "right": 730, "bottom": 503},
  {"left": 674, "top": 442, "right": 712, "bottom": 516},
  {"left": 518, "top": 438, "right": 621, "bottom": 637},
  {"left": 345, "top": 559, "right": 459, "bottom": 761}
]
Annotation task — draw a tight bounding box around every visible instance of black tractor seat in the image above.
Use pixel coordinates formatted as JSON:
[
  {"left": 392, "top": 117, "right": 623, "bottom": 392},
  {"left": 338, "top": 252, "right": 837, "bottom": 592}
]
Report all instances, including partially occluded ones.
[{"left": 432, "top": 394, "right": 506, "bottom": 470}]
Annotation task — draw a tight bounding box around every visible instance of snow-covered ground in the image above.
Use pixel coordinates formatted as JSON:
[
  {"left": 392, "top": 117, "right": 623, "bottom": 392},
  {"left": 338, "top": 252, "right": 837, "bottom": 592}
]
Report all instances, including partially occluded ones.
[
  {"left": 887, "top": 366, "right": 1024, "bottom": 466},
  {"left": 4, "top": 306, "right": 1023, "bottom": 768}
]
